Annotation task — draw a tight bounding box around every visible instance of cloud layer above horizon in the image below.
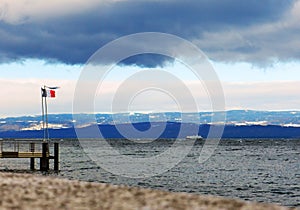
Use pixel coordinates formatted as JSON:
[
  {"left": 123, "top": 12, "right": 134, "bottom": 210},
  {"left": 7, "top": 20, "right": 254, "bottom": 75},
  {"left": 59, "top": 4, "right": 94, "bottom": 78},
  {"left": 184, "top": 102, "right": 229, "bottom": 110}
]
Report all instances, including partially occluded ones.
[{"left": 1, "top": 0, "right": 300, "bottom": 67}]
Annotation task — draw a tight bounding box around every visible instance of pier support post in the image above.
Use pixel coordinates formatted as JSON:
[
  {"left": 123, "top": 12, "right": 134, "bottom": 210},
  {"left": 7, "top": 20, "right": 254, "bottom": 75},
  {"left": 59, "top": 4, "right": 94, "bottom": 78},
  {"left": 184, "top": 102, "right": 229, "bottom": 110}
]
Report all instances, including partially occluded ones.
[
  {"left": 40, "top": 142, "right": 49, "bottom": 171},
  {"left": 30, "top": 143, "right": 35, "bottom": 170},
  {"left": 54, "top": 142, "right": 59, "bottom": 171}
]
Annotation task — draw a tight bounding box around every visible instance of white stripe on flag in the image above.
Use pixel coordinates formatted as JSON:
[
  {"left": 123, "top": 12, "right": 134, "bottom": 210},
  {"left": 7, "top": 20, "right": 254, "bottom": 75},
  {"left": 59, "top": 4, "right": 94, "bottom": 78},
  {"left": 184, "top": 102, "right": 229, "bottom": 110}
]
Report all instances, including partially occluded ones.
[{"left": 46, "top": 89, "right": 56, "bottom": 98}]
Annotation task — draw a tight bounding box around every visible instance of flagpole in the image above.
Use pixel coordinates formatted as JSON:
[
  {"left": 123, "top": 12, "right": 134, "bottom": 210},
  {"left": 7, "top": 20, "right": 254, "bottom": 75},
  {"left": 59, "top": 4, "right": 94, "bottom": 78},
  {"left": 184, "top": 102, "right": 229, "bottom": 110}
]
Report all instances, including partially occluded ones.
[
  {"left": 44, "top": 86, "right": 49, "bottom": 141},
  {"left": 41, "top": 89, "right": 46, "bottom": 141},
  {"left": 41, "top": 85, "right": 58, "bottom": 141}
]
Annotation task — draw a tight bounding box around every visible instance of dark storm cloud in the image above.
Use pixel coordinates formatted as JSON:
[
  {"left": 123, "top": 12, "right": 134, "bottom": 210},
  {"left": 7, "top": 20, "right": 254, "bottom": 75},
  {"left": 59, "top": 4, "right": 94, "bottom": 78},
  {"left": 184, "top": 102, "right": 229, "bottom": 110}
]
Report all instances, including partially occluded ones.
[{"left": 0, "top": 0, "right": 296, "bottom": 66}]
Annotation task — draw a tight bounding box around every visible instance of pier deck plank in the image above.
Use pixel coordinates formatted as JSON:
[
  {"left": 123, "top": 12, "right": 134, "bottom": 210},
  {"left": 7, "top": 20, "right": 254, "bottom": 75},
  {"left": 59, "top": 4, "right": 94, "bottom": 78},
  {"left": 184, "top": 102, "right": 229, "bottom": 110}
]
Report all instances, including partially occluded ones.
[{"left": 0, "top": 152, "right": 49, "bottom": 158}]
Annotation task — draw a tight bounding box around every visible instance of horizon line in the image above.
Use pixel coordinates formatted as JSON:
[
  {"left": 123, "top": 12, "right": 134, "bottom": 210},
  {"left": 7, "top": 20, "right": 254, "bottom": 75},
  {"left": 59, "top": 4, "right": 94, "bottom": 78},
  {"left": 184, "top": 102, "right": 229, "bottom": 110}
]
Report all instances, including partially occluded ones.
[{"left": 1, "top": 109, "right": 300, "bottom": 119}]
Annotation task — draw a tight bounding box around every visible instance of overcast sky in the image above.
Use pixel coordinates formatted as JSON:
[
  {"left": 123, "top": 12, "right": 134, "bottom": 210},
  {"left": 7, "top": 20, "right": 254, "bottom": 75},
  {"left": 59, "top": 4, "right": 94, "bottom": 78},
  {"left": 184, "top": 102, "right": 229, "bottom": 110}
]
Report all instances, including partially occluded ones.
[{"left": 0, "top": 0, "right": 300, "bottom": 117}]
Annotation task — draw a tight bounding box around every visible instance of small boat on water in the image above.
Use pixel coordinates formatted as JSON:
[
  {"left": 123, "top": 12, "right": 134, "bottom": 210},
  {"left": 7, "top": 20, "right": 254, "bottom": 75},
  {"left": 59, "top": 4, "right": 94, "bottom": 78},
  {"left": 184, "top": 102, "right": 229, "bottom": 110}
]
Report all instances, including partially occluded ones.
[{"left": 186, "top": 135, "right": 203, "bottom": 140}]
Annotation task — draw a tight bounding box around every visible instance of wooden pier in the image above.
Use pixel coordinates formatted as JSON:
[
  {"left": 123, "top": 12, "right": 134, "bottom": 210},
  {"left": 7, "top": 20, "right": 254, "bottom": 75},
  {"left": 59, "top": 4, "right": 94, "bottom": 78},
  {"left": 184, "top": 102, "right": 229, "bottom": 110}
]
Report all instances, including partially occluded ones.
[{"left": 0, "top": 139, "right": 59, "bottom": 171}]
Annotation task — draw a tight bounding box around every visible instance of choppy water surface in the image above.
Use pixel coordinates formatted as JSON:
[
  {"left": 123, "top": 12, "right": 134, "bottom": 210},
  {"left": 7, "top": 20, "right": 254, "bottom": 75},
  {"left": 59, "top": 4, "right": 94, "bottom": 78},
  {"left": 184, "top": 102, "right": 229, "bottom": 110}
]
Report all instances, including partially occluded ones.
[{"left": 1, "top": 138, "right": 299, "bottom": 207}]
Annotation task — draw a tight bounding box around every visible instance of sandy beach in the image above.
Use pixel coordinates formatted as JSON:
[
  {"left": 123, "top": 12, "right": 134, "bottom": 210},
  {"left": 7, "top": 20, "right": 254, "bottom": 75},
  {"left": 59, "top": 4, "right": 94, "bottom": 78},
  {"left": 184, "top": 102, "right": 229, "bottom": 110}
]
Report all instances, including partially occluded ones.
[{"left": 0, "top": 172, "right": 296, "bottom": 210}]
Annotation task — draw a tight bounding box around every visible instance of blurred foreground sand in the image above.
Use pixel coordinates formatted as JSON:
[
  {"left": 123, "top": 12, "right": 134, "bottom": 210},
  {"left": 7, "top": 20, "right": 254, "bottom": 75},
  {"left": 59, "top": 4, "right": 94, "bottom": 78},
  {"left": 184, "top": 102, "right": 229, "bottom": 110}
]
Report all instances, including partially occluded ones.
[{"left": 0, "top": 172, "right": 296, "bottom": 210}]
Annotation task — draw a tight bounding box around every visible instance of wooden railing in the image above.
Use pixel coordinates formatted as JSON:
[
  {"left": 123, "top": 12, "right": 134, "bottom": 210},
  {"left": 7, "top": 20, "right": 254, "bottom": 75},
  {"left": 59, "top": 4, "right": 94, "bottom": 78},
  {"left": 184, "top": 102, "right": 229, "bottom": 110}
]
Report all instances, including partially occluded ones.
[{"left": 0, "top": 139, "right": 59, "bottom": 171}]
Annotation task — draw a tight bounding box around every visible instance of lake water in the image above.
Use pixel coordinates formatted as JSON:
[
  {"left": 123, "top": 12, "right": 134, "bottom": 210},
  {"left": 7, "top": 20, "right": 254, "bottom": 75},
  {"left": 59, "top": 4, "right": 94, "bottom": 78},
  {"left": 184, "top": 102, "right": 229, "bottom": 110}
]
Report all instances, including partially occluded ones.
[{"left": 1, "top": 138, "right": 299, "bottom": 207}]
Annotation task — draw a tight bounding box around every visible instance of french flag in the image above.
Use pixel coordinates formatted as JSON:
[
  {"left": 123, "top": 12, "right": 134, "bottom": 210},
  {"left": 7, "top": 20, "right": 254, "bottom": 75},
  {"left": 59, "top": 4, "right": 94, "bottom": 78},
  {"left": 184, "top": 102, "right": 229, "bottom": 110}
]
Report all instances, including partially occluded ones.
[{"left": 41, "top": 87, "right": 58, "bottom": 98}]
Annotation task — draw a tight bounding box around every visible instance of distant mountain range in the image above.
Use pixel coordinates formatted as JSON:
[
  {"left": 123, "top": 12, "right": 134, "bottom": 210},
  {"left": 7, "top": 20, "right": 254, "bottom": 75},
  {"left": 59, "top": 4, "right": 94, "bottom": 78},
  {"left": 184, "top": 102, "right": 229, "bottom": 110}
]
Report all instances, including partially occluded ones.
[{"left": 0, "top": 110, "right": 300, "bottom": 139}]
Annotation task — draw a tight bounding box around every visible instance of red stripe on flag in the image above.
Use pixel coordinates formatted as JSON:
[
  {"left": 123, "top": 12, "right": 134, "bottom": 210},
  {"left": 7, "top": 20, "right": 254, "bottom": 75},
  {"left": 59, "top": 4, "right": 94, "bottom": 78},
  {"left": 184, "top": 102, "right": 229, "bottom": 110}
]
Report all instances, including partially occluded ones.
[{"left": 49, "top": 90, "right": 56, "bottom": 98}]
